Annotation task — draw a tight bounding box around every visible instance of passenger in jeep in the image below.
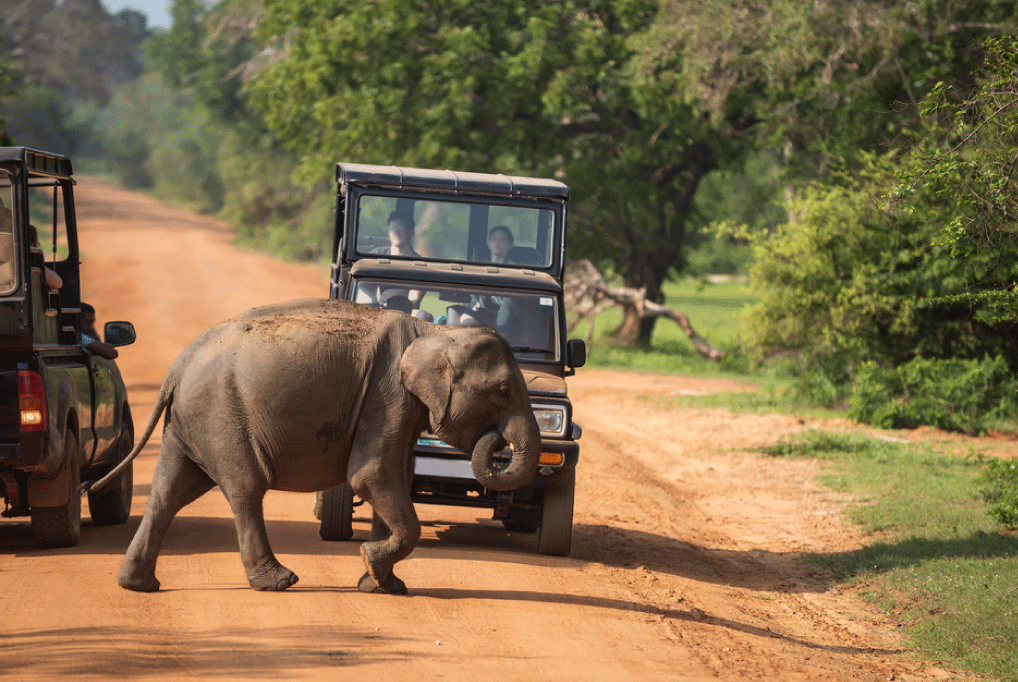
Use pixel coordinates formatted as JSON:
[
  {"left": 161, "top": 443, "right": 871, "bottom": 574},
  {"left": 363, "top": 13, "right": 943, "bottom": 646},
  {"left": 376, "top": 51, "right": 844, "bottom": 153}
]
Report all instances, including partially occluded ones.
[
  {"left": 372, "top": 212, "right": 420, "bottom": 258},
  {"left": 371, "top": 213, "right": 423, "bottom": 307},
  {"left": 486, "top": 225, "right": 514, "bottom": 264},
  {"left": 80, "top": 302, "right": 119, "bottom": 360}
]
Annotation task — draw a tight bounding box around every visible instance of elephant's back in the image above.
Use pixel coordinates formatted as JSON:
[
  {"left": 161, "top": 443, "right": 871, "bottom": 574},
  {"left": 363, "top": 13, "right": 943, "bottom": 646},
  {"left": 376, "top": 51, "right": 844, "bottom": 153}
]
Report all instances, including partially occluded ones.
[{"left": 231, "top": 298, "right": 384, "bottom": 338}]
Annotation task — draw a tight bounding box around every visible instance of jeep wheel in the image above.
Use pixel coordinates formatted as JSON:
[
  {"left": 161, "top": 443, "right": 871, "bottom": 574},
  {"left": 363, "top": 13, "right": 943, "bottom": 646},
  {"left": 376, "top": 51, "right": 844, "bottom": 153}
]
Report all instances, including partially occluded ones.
[
  {"left": 537, "top": 470, "right": 574, "bottom": 556},
  {"left": 87, "top": 427, "right": 134, "bottom": 525},
  {"left": 318, "top": 483, "right": 355, "bottom": 540},
  {"left": 31, "top": 430, "right": 82, "bottom": 548}
]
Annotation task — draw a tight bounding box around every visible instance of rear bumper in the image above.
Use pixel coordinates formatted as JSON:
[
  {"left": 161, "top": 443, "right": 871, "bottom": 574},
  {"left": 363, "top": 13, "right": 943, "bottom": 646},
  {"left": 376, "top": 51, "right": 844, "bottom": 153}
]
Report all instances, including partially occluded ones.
[{"left": 0, "top": 433, "right": 46, "bottom": 470}]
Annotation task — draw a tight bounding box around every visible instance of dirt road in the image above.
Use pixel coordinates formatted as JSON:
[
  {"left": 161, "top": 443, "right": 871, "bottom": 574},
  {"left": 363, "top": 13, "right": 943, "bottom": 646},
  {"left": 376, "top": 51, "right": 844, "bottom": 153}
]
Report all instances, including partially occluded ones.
[{"left": 0, "top": 179, "right": 970, "bottom": 680}]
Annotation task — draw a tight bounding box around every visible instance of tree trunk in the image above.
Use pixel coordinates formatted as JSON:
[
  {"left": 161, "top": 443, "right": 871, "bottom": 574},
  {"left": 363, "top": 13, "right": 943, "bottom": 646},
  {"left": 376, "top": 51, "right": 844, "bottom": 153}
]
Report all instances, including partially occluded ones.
[
  {"left": 614, "top": 303, "right": 657, "bottom": 347},
  {"left": 566, "top": 259, "right": 725, "bottom": 361}
]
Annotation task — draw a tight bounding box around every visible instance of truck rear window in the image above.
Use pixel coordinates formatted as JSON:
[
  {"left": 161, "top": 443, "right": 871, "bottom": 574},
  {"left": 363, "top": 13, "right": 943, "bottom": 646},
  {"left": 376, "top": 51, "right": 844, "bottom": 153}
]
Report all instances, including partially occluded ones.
[{"left": 354, "top": 194, "right": 555, "bottom": 270}]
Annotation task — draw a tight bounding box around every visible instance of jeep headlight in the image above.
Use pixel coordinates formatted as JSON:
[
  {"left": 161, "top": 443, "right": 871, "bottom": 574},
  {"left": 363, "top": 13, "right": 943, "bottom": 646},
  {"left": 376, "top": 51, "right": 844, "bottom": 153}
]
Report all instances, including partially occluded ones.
[{"left": 532, "top": 404, "right": 567, "bottom": 438}]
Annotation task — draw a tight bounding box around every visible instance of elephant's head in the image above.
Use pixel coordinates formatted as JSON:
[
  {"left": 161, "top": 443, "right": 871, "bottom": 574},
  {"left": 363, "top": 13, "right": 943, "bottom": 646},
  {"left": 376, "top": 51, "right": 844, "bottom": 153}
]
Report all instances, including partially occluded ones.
[{"left": 401, "top": 327, "right": 540, "bottom": 491}]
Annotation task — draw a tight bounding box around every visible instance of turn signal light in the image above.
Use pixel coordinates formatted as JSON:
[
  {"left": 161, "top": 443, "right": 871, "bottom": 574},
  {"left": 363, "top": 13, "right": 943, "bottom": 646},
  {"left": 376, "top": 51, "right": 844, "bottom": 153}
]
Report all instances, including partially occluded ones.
[
  {"left": 539, "top": 451, "right": 564, "bottom": 466},
  {"left": 18, "top": 370, "right": 48, "bottom": 432}
]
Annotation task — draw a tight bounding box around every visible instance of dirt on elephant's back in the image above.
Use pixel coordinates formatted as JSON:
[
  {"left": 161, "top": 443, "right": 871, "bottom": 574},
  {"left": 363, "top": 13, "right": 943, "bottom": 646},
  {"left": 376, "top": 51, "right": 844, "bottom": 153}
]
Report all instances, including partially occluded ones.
[
  {"left": 232, "top": 298, "right": 384, "bottom": 339},
  {"left": 0, "top": 176, "right": 978, "bottom": 682}
]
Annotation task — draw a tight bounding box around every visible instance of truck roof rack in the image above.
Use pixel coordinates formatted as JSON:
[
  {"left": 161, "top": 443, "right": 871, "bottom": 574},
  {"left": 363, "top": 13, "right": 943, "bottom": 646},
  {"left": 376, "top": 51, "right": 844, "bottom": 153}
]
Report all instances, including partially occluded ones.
[
  {"left": 337, "top": 162, "right": 569, "bottom": 200},
  {"left": 0, "top": 147, "right": 74, "bottom": 179}
]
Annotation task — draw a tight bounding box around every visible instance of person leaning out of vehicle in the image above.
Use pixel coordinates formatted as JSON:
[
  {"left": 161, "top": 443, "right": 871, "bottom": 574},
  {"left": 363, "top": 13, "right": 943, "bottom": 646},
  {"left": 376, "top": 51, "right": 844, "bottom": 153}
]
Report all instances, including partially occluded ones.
[{"left": 80, "top": 302, "right": 118, "bottom": 360}]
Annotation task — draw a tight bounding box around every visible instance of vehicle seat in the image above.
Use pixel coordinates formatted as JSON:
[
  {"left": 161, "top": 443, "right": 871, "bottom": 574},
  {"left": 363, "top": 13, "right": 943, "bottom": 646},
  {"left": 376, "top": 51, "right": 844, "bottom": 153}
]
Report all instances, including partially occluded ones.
[{"left": 507, "top": 246, "right": 541, "bottom": 266}]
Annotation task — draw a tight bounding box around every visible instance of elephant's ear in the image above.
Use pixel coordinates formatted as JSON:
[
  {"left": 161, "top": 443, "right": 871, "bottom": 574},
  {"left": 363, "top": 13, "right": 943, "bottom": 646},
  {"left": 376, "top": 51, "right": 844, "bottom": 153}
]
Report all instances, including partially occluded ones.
[{"left": 401, "top": 334, "right": 453, "bottom": 428}]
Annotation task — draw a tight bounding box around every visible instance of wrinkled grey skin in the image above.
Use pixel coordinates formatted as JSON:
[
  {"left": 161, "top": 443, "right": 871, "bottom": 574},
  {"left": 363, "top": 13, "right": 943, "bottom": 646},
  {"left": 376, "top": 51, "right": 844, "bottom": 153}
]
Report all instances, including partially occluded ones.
[{"left": 91, "top": 299, "right": 540, "bottom": 595}]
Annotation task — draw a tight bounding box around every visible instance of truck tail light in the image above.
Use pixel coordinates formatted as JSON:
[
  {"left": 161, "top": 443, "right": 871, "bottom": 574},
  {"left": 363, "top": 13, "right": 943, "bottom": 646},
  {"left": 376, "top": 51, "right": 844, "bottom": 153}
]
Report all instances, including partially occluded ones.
[{"left": 18, "top": 370, "right": 48, "bottom": 432}]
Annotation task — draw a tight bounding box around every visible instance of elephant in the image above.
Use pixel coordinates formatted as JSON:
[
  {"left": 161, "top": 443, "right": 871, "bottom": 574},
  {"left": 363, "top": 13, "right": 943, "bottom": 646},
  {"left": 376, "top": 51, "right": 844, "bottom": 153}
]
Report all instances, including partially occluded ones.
[{"left": 85, "top": 298, "right": 541, "bottom": 595}]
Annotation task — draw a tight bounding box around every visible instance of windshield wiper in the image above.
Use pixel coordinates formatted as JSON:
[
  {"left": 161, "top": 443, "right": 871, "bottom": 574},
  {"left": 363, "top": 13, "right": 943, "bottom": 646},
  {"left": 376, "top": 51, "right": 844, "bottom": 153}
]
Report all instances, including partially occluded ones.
[{"left": 511, "top": 346, "right": 549, "bottom": 354}]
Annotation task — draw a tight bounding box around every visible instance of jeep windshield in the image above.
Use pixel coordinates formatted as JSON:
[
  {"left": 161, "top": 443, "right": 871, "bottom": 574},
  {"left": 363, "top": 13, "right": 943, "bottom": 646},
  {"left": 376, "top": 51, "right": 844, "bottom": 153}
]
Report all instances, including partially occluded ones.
[
  {"left": 351, "top": 278, "right": 560, "bottom": 362},
  {"left": 353, "top": 193, "right": 557, "bottom": 270}
]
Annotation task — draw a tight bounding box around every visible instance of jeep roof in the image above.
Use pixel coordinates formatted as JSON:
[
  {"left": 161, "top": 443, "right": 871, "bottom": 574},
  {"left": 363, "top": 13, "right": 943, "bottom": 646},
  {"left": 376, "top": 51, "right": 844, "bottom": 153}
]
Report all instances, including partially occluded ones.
[{"left": 335, "top": 162, "right": 570, "bottom": 280}]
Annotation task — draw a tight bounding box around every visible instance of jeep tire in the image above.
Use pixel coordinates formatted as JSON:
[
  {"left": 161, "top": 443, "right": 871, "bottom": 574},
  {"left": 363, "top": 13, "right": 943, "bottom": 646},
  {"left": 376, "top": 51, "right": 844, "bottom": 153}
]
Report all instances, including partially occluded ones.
[
  {"left": 318, "top": 483, "right": 355, "bottom": 541},
  {"left": 87, "top": 424, "right": 134, "bottom": 526},
  {"left": 537, "top": 470, "right": 574, "bottom": 556},
  {"left": 31, "top": 430, "right": 82, "bottom": 548}
]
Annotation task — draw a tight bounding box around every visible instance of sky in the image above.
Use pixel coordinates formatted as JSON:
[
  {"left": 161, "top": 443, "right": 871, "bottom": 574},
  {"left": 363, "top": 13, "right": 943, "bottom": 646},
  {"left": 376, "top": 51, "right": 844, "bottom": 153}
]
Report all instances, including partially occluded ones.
[{"left": 102, "top": 0, "right": 174, "bottom": 29}]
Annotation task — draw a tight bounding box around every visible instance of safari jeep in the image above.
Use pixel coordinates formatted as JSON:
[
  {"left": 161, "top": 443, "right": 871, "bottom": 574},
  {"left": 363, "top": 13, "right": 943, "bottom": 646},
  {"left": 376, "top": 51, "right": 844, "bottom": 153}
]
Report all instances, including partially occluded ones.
[
  {"left": 318, "top": 162, "right": 585, "bottom": 556},
  {"left": 0, "top": 147, "right": 137, "bottom": 547}
]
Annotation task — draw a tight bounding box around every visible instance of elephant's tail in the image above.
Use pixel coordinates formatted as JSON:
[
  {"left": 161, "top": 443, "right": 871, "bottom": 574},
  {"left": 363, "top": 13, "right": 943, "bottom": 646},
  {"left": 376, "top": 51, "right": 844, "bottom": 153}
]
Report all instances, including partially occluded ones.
[{"left": 80, "top": 378, "right": 174, "bottom": 494}]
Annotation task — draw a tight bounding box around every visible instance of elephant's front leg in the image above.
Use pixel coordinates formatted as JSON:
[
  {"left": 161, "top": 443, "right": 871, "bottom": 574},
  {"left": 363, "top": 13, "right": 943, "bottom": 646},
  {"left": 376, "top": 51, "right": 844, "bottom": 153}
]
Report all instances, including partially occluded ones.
[
  {"left": 225, "top": 492, "right": 299, "bottom": 591},
  {"left": 351, "top": 471, "right": 421, "bottom": 595}
]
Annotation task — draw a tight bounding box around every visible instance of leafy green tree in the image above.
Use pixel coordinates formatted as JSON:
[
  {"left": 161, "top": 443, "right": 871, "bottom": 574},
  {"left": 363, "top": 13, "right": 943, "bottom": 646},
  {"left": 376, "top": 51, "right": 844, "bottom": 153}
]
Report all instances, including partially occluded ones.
[
  {"left": 247, "top": 0, "right": 1017, "bottom": 345},
  {"left": 0, "top": 0, "right": 147, "bottom": 106},
  {"left": 898, "top": 38, "right": 1018, "bottom": 321},
  {"left": 0, "top": 61, "right": 12, "bottom": 145},
  {"left": 746, "top": 153, "right": 1018, "bottom": 402}
]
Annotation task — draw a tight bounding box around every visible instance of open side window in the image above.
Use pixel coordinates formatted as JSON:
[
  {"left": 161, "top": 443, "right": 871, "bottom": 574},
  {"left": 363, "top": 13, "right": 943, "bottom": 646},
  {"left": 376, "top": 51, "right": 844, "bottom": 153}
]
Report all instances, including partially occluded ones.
[{"left": 0, "top": 173, "right": 14, "bottom": 295}]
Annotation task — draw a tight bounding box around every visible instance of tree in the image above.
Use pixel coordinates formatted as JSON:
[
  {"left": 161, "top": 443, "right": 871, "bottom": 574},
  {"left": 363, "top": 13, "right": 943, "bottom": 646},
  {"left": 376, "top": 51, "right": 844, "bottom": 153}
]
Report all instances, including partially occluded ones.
[
  {"left": 0, "top": 0, "right": 148, "bottom": 107},
  {"left": 0, "top": 61, "right": 12, "bottom": 145},
  {"left": 246, "top": 1, "right": 1017, "bottom": 345},
  {"left": 745, "top": 154, "right": 1018, "bottom": 398},
  {"left": 898, "top": 38, "right": 1018, "bottom": 321}
]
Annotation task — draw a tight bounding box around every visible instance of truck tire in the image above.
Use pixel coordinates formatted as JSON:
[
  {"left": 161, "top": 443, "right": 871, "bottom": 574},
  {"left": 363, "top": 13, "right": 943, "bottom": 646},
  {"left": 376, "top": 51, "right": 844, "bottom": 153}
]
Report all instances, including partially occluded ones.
[
  {"left": 31, "top": 430, "right": 82, "bottom": 548},
  {"left": 537, "top": 470, "right": 574, "bottom": 556},
  {"left": 318, "top": 483, "right": 355, "bottom": 541},
  {"left": 87, "top": 427, "right": 134, "bottom": 526}
]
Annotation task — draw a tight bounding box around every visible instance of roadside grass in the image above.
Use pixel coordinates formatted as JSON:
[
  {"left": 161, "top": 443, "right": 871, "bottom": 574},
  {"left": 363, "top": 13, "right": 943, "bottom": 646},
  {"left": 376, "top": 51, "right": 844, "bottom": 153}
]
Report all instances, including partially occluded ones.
[
  {"left": 754, "top": 430, "right": 1018, "bottom": 682},
  {"left": 576, "top": 277, "right": 759, "bottom": 376},
  {"left": 585, "top": 276, "right": 1018, "bottom": 678}
]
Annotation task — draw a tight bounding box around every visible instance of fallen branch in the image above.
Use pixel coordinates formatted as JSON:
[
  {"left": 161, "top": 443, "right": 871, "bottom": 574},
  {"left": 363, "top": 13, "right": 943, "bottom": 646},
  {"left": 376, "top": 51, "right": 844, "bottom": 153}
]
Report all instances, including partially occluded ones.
[{"left": 565, "top": 259, "right": 725, "bottom": 361}]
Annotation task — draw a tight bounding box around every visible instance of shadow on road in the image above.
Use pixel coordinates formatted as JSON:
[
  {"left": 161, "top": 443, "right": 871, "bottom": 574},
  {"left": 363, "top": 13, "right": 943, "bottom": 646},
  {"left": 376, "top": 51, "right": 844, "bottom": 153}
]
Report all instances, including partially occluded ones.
[{"left": 0, "top": 624, "right": 403, "bottom": 678}]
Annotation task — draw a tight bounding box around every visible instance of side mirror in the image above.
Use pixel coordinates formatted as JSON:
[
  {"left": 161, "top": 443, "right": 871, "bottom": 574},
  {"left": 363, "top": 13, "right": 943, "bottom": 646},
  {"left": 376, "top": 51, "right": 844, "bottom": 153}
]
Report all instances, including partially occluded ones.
[
  {"left": 567, "top": 338, "right": 586, "bottom": 369},
  {"left": 104, "top": 321, "right": 137, "bottom": 347}
]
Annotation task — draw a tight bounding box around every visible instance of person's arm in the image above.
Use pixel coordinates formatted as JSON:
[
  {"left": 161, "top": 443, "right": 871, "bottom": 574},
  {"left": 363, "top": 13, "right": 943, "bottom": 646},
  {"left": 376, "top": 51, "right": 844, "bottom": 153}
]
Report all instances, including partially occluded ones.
[
  {"left": 85, "top": 340, "right": 118, "bottom": 360},
  {"left": 44, "top": 267, "right": 62, "bottom": 290}
]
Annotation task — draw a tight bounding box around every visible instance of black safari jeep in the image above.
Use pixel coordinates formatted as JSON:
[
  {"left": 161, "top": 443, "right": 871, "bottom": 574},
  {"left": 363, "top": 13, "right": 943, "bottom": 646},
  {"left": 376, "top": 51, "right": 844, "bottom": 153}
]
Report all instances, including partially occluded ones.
[
  {"left": 317, "top": 162, "right": 586, "bottom": 556},
  {"left": 0, "top": 147, "right": 137, "bottom": 547}
]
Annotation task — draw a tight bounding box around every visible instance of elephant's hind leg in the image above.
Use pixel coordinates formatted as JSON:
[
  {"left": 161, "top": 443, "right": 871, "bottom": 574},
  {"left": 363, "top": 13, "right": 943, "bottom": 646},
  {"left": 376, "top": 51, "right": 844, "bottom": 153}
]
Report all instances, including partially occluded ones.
[
  {"left": 219, "top": 484, "right": 298, "bottom": 591},
  {"left": 119, "top": 446, "right": 215, "bottom": 592}
]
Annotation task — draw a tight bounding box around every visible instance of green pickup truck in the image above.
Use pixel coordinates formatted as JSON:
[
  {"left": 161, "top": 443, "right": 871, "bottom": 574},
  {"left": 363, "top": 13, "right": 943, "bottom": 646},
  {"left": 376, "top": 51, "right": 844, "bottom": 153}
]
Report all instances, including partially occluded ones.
[{"left": 0, "top": 148, "right": 137, "bottom": 547}]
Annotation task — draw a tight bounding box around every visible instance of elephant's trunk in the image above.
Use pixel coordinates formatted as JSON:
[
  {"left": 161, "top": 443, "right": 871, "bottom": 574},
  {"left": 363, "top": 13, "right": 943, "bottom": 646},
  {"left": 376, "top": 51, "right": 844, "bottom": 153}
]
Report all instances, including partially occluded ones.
[{"left": 471, "top": 417, "right": 540, "bottom": 491}]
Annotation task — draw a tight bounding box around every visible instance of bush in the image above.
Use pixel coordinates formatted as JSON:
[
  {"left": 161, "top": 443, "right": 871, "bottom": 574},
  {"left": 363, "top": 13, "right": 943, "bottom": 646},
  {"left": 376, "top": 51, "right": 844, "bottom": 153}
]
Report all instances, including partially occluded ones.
[
  {"left": 849, "top": 356, "right": 1018, "bottom": 434},
  {"left": 978, "top": 458, "right": 1018, "bottom": 528}
]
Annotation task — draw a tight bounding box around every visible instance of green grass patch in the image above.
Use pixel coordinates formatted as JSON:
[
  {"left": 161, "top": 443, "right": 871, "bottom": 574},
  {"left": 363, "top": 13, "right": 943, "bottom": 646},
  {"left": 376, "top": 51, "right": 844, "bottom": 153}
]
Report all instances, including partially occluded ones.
[
  {"left": 576, "top": 277, "right": 757, "bottom": 376},
  {"left": 644, "top": 379, "right": 849, "bottom": 420},
  {"left": 754, "top": 430, "right": 1018, "bottom": 681}
]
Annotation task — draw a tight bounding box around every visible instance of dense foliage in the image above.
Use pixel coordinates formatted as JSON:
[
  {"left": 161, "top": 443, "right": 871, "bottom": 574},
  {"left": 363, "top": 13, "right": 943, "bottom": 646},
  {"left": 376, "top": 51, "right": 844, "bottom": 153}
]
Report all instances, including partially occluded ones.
[
  {"left": 239, "top": 0, "right": 1017, "bottom": 345},
  {"left": 898, "top": 38, "right": 1018, "bottom": 323},
  {"left": 4, "top": 0, "right": 1018, "bottom": 429}
]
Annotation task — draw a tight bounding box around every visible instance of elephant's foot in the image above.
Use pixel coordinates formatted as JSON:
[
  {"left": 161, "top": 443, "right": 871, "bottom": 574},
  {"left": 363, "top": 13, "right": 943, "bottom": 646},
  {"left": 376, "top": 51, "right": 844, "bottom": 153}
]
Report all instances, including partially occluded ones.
[
  {"left": 249, "top": 563, "right": 300, "bottom": 591},
  {"left": 357, "top": 571, "right": 408, "bottom": 595},
  {"left": 359, "top": 545, "right": 408, "bottom": 595},
  {"left": 118, "top": 562, "right": 160, "bottom": 592}
]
